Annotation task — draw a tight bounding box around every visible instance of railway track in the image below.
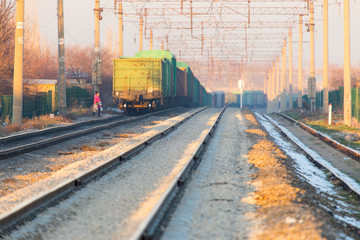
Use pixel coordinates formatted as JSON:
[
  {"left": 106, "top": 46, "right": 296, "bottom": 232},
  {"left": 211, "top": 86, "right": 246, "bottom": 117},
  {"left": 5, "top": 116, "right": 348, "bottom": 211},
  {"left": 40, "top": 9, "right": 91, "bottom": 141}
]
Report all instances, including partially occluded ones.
[
  {"left": 129, "top": 107, "right": 226, "bottom": 240},
  {"left": 255, "top": 112, "right": 360, "bottom": 199},
  {"left": 0, "top": 107, "right": 209, "bottom": 236},
  {"left": 0, "top": 108, "right": 183, "bottom": 160}
]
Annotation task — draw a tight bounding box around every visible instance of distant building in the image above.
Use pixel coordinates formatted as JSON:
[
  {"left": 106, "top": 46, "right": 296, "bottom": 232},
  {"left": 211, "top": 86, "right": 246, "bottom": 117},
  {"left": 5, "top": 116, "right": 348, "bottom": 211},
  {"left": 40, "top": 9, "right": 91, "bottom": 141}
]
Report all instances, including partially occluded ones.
[{"left": 24, "top": 79, "right": 57, "bottom": 111}]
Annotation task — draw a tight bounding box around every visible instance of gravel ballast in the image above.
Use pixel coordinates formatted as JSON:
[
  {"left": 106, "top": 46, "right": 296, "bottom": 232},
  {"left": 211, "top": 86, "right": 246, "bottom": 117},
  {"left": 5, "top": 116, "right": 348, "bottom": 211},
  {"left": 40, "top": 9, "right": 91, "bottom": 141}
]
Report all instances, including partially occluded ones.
[
  {"left": 0, "top": 108, "right": 192, "bottom": 200},
  {"left": 3, "top": 108, "right": 221, "bottom": 240},
  {"left": 162, "top": 108, "right": 256, "bottom": 239}
]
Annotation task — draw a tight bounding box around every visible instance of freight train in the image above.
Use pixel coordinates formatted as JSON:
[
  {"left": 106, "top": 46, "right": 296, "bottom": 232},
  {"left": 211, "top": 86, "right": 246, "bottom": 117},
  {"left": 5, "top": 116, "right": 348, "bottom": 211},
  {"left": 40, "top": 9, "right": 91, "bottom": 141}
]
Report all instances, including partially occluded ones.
[
  {"left": 112, "top": 50, "right": 266, "bottom": 112},
  {"left": 113, "top": 50, "right": 212, "bottom": 112},
  {"left": 225, "top": 91, "right": 267, "bottom": 108}
]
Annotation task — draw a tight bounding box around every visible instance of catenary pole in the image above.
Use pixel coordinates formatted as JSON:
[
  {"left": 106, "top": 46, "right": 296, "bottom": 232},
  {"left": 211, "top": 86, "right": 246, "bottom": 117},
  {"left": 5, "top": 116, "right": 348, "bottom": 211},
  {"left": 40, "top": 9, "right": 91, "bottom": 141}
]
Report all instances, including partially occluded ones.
[
  {"left": 118, "top": 1, "right": 123, "bottom": 57},
  {"left": 58, "top": 0, "right": 66, "bottom": 115},
  {"left": 344, "top": 0, "right": 351, "bottom": 126},
  {"left": 298, "top": 15, "right": 303, "bottom": 108},
  {"left": 280, "top": 40, "right": 287, "bottom": 111},
  {"left": 323, "top": 0, "right": 329, "bottom": 113},
  {"left": 150, "top": 30, "right": 153, "bottom": 50},
  {"left": 12, "top": 0, "right": 25, "bottom": 124},
  {"left": 275, "top": 56, "right": 280, "bottom": 112},
  {"left": 139, "top": 16, "right": 143, "bottom": 51},
  {"left": 289, "top": 28, "right": 293, "bottom": 109},
  {"left": 309, "top": 2, "right": 316, "bottom": 112},
  {"left": 93, "top": 0, "right": 102, "bottom": 94},
  {"left": 272, "top": 63, "right": 276, "bottom": 113}
]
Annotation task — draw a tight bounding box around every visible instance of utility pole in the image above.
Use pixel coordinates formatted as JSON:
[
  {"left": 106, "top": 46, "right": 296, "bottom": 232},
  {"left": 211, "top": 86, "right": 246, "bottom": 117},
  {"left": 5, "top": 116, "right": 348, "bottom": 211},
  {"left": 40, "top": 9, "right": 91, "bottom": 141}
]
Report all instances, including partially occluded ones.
[
  {"left": 298, "top": 15, "right": 303, "bottom": 108},
  {"left": 276, "top": 56, "right": 280, "bottom": 112},
  {"left": 190, "top": 0, "right": 193, "bottom": 36},
  {"left": 166, "top": 35, "right": 168, "bottom": 50},
  {"left": 289, "top": 28, "right": 293, "bottom": 109},
  {"left": 344, "top": 0, "right": 351, "bottom": 126},
  {"left": 267, "top": 70, "right": 271, "bottom": 113},
  {"left": 12, "top": 0, "right": 24, "bottom": 124},
  {"left": 58, "top": 0, "right": 66, "bottom": 115},
  {"left": 210, "top": 42, "right": 213, "bottom": 89},
  {"left": 280, "top": 39, "right": 287, "bottom": 112},
  {"left": 309, "top": 2, "right": 316, "bottom": 112},
  {"left": 93, "top": 0, "right": 102, "bottom": 95},
  {"left": 323, "top": 0, "right": 329, "bottom": 113},
  {"left": 150, "top": 30, "right": 153, "bottom": 50},
  {"left": 139, "top": 16, "right": 143, "bottom": 51},
  {"left": 201, "top": 22, "right": 204, "bottom": 55},
  {"left": 118, "top": 0, "right": 123, "bottom": 57},
  {"left": 248, "top": 0, "right": 251, "bottom": 25},
  {"left": 272, "top": 63, "right": 276, "bottom": 112}
]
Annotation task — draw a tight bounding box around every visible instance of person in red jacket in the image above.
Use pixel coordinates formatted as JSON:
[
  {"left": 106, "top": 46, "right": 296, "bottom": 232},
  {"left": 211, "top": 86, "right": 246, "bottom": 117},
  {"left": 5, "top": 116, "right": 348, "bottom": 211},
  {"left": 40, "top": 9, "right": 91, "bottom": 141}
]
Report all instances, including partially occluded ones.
[{"left": 93, "top": 91, "right": 102, "bottom": 117}]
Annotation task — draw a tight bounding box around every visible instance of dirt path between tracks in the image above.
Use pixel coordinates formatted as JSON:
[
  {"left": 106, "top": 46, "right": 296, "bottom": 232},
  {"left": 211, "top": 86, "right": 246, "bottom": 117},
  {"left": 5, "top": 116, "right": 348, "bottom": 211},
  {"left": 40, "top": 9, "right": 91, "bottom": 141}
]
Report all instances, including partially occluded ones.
[
  {"left": 243, "top": 110, "right": 324, "bottom": 240},
  {"left": 244, "top": 109, "right": 360, "bottom": 239}
]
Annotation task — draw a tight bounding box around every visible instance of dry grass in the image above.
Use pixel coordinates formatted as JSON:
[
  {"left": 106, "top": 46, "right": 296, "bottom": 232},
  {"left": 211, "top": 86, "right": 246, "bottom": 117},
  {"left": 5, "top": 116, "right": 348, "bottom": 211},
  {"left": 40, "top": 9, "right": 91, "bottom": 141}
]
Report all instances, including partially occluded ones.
[
  {"left": 243, "top": 111, "right": 324, "bottom": 240},
  {"left": 77, "top": 145, "right": 98, "bottom": 151},
  {"left": 246, "top": 128, "right": 267, "bottom": 136},
  {"left": 0, "top": 114, "right": 73, "bottom": 137},
  {"left": 245, "top": 139, "right": 323, "bottom": 240},
  {"left": 47, "top": 164, "right": 66, "bottom": 172},
  {"left": 97, "top": 141, "right": 110, "bottom": 148},
  {"left": 65, "top": 108, "right": 93, "bottom": 120},
  {"left": 115, "top": 131, "right": 137, "bottom": 138},
  {"left": 1, "top": 172, "right": 52, "bottom": 196},
  {"left": 243, "top": 112, "right": 259, "bottom": 125}
]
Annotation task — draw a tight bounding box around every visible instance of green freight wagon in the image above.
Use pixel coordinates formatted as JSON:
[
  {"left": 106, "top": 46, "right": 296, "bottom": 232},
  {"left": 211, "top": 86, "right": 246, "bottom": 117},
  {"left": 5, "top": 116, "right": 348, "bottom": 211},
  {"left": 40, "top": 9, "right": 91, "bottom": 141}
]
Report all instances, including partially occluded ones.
[
  {"left": 200, "top": 85, "right": 207, "bottom": 106},
  {"left": 192, "top": 77, "right": 200, "bottom": 107},
  {"left": 113, "top": 50, "right": 176, "bottom": 111},
  {"left": 207, "top": 91, "right": 214, "bottom": 107},
  {"left": 177, "top": 61, "right": 194, "bottom": 107}
]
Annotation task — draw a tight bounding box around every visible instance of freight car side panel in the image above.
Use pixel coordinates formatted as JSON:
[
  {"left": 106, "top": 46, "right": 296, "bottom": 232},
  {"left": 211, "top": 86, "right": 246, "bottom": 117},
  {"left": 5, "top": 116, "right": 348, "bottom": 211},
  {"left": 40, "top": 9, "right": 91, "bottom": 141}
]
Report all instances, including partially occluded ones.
[
  {"left": 113, "top": 59, "right": 162, "bottom": 100},
  {"left": 176, "top": 68, "right": 187, "bottom": 97}
]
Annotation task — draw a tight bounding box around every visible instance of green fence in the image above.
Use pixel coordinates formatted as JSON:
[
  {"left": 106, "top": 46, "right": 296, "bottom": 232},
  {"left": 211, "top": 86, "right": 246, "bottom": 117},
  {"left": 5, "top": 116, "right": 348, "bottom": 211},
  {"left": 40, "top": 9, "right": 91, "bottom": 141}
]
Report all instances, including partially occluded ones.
[
  {"left": 1, "top": 86, "right": 93, "bottom": 122},
  {"left": 65, "top": 86, "right": 93, "bottom": 110},
  {"left": 1, "top": 91, "right": 53, "bottom": 121},
  {"left": 297, "top": 87, "right": 360, "bottom": 122}
]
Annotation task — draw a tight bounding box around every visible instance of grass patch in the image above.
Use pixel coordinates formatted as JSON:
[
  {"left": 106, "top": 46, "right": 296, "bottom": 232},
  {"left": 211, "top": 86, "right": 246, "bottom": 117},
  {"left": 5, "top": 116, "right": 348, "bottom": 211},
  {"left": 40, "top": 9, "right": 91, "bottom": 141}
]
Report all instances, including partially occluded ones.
[
  {"left": 71, "top": 144, "right": 98, "bottom": 151},
  {"left": 0, "top": 114, "right": 73, "bottom": 137},
  {"left": 79, "top": 145, "right": 98, "bottom": 151},
  {"left": 284, "top": 108, "right": 360, "bottom": 149},
  {"left": 65, "top": 108, "right": 93, "bottom": 120},
  {"left": 97, "top": 141, "right": 110, "bottom": 148}
]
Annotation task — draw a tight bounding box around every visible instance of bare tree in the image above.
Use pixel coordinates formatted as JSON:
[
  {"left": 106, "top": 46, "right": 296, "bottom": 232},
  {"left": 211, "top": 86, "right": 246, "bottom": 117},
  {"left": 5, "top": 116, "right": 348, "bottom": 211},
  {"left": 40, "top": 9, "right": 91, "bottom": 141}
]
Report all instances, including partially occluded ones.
[
  {"left": 23, "top": 18, "right": 57, "bottom": 81},
  {"left": 66, "top": 46, "right": 93, "bottom": 83},
  {"left": 0, "top": 0, "right": 15, "bottom": 95},
  {"left": 329, "top": 64, "right": 344, "bottom": 91}
]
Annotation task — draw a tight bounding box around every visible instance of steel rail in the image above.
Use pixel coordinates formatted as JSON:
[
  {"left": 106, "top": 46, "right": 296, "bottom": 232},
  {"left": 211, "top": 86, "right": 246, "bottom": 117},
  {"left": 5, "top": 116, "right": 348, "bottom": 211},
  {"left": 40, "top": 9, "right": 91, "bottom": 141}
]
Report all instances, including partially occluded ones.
[
  {"left": 259, "top": 113, "right": 360, "bottom": 199},
  {"left": 0, "top": 114, "right": 124, "bottom": 145},
  {"left": 0, "top": 107, "right": 208, "bottom": 235},
  {"left": 0, "top": 108, "right": 183, "bottom": 160},
  {"left": 129, "top": 106, "right": 226, "bottom": 240},
  {"left": 278, "top": 113, "right": 360, "bottom": 161}
]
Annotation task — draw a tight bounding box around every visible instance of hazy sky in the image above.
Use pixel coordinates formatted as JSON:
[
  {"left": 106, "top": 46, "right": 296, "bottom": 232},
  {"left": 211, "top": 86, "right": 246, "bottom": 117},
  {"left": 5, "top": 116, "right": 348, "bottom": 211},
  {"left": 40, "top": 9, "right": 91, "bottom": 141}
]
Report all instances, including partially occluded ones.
[{"left": 26, "top": 0, "right": 360, "bottom": 69}]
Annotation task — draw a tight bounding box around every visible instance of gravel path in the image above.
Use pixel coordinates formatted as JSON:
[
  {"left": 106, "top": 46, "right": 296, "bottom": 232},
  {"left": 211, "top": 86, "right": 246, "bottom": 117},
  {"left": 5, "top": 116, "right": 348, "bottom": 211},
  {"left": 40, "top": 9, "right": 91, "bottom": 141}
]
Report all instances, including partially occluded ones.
[
  {"left": 3, "top": 108, "right": 221, "bottom": 240},
  {"left": 0, "top": 108, "right": 191, "bottom": 199},
  {"left": 162, "top": 108, "right": 256, "bottom": 240}
]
